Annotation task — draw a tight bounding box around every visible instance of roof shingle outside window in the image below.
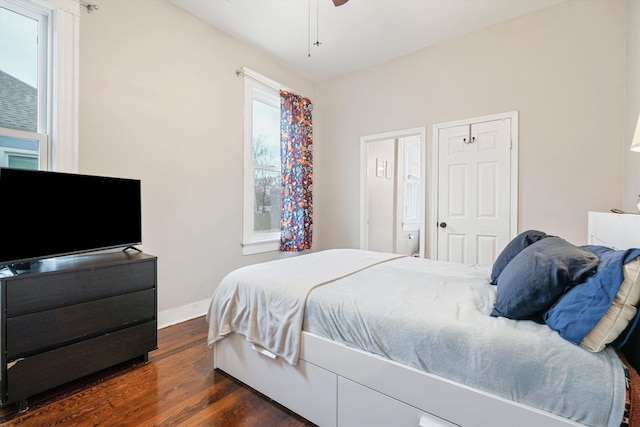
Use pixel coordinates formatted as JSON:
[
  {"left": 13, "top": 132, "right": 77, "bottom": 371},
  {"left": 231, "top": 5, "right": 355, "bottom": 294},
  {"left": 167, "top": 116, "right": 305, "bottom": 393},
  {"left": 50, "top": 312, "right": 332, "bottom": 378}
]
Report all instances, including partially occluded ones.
[{"left": 0, "top": 70, "right": 37, "bottom": 133}]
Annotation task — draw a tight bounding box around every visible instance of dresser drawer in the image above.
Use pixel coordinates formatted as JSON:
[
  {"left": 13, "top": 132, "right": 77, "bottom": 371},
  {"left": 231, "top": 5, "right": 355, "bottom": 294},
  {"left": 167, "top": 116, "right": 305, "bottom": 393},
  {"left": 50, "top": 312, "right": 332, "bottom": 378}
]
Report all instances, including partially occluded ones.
[
  {"left": 6, "top": 259, "right": 156, "bottom": 316},
  {"left": 6, "top": 321, "right": 157, "bottom": 404},
  {"left": 7, "top": 288, "right": 155, "bottom": 359}
]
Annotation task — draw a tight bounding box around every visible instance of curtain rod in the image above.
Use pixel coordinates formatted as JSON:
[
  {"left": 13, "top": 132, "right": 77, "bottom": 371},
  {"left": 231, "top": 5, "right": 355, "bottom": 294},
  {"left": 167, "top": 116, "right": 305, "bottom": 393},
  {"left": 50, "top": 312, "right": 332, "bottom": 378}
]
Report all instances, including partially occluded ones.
[
  {"left": 74, "top": 0, "right": 99, "bottom": 13},
  {"left": 235, "top": 69, "right": 281, "bottom": 94}
]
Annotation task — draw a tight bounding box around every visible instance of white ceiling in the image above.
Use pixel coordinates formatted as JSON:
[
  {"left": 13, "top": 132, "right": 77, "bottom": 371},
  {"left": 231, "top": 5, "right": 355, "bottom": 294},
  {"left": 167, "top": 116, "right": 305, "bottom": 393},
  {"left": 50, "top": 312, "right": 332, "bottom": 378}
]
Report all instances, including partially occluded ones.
[{"left": 169, "top": 0, "right": 566, "bottom": 82}]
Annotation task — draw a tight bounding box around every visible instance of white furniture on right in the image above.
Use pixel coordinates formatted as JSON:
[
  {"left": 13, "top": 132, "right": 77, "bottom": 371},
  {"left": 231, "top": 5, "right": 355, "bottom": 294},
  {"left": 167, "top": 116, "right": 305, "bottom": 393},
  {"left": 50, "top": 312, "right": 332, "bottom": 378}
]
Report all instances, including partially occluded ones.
[{"left": 588, "top": 211, "right": 640, "bottom": 248}]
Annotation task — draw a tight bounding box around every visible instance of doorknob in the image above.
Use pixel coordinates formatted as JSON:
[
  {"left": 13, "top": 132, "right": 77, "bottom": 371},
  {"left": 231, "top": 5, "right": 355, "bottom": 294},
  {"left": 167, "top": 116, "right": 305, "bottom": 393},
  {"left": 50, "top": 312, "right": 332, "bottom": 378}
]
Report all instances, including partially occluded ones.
[{"left": 439, "top": 222, "right": 447, "bottom": 228}]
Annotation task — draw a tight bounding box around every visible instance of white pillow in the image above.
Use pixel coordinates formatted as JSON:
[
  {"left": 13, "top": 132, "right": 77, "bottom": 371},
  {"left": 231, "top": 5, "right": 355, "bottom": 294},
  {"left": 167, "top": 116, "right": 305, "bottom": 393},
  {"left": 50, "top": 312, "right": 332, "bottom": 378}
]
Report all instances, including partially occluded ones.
[{"left": 581, "top": 256, "right": 640, "bottom": 352}]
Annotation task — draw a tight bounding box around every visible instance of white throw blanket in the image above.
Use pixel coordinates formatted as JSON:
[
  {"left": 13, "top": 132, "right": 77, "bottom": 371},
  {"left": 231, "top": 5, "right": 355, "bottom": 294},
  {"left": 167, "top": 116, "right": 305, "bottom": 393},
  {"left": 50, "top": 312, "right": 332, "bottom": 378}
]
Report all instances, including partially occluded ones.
[{"left": 207, "top": 249, "right": 403, "bottom": 364}]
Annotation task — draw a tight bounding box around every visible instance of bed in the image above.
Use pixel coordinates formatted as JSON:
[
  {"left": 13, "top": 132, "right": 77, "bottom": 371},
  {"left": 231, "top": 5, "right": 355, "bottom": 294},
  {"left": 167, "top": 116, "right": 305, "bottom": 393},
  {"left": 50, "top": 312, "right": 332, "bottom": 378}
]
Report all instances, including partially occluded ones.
[{"left": 208, "top": 211, "right": 640, "bottom": 427}]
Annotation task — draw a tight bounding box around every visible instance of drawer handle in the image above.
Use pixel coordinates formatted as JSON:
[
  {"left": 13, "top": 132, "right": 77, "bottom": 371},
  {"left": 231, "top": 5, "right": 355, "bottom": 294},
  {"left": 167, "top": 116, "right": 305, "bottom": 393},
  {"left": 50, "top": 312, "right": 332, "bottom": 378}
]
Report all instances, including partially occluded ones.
[
  {"left": 419, "top": 414, "right": 451, "bottom": 427},
  {"left": 251, "top": 344, "right": 277, "bottom": 359},
  {"left": 7, "top": 358, "right": 24, "bottom": 370}
]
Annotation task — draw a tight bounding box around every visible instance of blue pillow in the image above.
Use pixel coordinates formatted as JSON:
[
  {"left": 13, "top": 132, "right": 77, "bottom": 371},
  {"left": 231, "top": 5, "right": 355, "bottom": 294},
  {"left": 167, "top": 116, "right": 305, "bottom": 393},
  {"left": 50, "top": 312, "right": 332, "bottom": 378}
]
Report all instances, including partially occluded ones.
[
  {"left": 490, "top": 237, "right": 598, "bottom": 321},
  {"left": 490, "top": 230, "right": 549, "bottom": 284},
  {"left": 544, "top": 246, "right": 640, "bottom": 345}
]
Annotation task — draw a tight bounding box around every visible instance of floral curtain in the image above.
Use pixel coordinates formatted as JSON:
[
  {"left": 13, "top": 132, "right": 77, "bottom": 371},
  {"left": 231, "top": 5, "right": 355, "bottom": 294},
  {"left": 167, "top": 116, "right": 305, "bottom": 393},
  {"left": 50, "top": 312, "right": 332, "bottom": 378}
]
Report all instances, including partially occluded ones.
[{"left": 280, "top": 90, "right": 313, "bottom": 252}]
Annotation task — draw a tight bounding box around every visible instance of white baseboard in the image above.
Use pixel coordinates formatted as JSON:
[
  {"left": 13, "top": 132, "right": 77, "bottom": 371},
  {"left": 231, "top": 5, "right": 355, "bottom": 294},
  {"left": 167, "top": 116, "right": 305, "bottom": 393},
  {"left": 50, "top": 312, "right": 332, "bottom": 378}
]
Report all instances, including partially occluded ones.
[{"left": 157, "top": 298, "right": 210, "bottom": 329}]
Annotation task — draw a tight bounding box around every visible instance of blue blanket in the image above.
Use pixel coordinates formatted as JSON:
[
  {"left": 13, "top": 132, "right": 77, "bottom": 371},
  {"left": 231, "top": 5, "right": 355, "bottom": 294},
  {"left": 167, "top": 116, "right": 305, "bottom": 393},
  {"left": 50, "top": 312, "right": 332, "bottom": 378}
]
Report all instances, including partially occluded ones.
[{"left": 545, "top": 245, "right": 640, "bottom": 345}]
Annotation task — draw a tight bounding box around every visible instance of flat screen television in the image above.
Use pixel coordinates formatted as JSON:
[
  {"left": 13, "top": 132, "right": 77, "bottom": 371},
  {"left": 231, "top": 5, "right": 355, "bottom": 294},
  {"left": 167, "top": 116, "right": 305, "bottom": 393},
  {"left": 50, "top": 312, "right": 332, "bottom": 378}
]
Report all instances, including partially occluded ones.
[{"left": 0, "top": 167, "right": 142, "bottom": 270}]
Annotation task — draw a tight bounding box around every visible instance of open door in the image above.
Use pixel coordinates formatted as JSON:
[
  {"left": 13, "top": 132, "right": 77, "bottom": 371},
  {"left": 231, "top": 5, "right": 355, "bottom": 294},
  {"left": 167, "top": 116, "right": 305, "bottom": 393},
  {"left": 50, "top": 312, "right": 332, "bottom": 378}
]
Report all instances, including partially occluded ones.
[{"left": 361, "top": 128, "right": 425, "bottom": 256}]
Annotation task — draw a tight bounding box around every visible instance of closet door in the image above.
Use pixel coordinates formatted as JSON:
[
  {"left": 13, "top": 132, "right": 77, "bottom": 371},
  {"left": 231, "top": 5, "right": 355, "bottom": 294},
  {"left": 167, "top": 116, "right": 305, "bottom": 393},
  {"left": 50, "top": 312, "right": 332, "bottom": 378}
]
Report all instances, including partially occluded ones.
[{"left": 437, "top": 118, "right": 512, "bottom": 266}]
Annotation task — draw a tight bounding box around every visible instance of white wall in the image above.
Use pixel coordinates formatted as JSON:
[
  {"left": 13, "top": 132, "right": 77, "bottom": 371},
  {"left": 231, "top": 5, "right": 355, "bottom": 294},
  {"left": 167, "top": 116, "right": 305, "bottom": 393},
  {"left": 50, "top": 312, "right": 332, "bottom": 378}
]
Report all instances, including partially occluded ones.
[
  {"left": 314, "top": 0, "right": 625, "bottom": 250},
  {"left": 79, "top": 0, "right": 315, "bottom": 321},
  {"left": 624, "top": 0, "right": 640, "bottom": 213}
]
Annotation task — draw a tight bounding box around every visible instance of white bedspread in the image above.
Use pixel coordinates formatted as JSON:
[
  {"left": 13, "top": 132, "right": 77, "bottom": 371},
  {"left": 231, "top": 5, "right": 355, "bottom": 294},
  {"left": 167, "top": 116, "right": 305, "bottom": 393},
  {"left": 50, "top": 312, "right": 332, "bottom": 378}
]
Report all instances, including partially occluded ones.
[
  {"left": 304, "top": 255, "right": 626, "bottom": 427},
  {"left": 207, "top": 249, "right": 403, "bottom": 364}
]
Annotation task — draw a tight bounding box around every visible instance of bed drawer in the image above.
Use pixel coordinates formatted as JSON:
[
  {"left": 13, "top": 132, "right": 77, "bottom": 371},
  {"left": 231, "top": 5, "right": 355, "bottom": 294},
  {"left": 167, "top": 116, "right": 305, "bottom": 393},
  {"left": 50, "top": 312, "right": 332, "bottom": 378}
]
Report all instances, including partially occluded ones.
[
  {"left": 214, "top": 333, "right": 337, "bottom": 427},
  {"left": 337, "top": 377, "right": 456, "bottom": 427}
]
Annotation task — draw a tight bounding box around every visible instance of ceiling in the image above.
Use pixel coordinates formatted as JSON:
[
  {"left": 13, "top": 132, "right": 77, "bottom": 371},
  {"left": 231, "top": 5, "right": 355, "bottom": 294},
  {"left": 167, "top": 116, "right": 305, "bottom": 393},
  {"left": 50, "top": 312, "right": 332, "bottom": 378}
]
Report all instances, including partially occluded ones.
[{"left": 169, "top": 0, "right": 566, "bottom": 82}]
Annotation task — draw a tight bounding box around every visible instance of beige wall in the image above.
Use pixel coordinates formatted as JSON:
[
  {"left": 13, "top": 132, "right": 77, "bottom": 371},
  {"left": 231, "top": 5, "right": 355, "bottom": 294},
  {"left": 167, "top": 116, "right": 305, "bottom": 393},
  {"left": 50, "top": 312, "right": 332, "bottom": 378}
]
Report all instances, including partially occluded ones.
[
  {"left": 79, "top": 0, "right": 628, "bottom": 317},
  {"left": 624, "top": 0, "right": 640, "bottom": 212},
  {"left": 365, "top": 139, "right": 395, "bottom": 253},
  {"left": 79, "top": 0, "right": 315, "bottom": 315},
  {"left": 314, "top": 0, "right": 625, "bottom": 251}
]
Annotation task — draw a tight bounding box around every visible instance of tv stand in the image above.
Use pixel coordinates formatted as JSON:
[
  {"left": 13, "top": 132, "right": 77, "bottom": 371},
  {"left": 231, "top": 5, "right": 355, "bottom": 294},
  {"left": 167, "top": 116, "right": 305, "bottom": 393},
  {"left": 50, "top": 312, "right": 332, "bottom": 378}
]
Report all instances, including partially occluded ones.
[
  {"left": 122, "top": 245, "right": 142, "bottom": 253},
  {"left": 0, "top": 251, "right": 157, "bottom": 411}
]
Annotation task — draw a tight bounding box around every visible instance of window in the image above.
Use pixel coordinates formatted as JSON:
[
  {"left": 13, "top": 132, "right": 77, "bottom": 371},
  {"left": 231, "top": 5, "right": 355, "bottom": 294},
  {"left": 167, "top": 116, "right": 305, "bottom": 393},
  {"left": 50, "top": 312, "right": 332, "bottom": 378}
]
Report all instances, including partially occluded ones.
[
  {"left": 0, "top": 0, "right": 79, "bottom": 172},
  {"left": 402, "top": 135, "right": 421, "bottom": 231},
  {"left": 0, "top": 0, "right": 49, "bottom": 170},
  {"left": 242, "top": 69, "right": 283, "bottom": 255},
  {"left": 252, "top": 90, "right": 281, "bottom": 235},
  {"left": 241, "top": 68, "right": 313, "bottom": 255}
]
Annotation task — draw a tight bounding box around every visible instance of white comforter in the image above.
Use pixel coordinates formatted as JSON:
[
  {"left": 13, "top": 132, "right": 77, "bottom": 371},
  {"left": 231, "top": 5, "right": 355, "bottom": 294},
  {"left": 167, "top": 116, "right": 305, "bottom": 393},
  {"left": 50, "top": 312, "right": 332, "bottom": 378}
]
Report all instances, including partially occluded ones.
[{"left": 207, "top": 249, "right": 626, "bottom": 427}]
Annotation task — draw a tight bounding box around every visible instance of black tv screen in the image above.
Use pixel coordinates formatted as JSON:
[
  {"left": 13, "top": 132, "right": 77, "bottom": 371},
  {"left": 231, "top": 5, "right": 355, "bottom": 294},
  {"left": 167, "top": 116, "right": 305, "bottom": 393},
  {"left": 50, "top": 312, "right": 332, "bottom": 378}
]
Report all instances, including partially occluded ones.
[{"left": 0, "top": 168, "right": 142, "bottom": 267}]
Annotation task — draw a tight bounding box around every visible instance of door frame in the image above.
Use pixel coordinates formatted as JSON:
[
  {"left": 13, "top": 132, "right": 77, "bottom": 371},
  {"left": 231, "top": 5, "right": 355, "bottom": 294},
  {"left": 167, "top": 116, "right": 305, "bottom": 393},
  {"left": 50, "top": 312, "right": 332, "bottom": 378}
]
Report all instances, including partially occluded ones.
[
  {"left": 430, "top": 111, "right": 518, "bottom": 260},
  {"left": 360, "top": 127, "right": 427, "bottom": 257}
]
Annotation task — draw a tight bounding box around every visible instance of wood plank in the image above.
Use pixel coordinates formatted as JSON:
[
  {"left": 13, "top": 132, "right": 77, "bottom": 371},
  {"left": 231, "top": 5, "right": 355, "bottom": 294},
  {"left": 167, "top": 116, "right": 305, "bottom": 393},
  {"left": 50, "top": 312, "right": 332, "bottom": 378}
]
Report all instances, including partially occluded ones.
[{"left": 0, "top": 316, "right": 313, "bottom": 426}]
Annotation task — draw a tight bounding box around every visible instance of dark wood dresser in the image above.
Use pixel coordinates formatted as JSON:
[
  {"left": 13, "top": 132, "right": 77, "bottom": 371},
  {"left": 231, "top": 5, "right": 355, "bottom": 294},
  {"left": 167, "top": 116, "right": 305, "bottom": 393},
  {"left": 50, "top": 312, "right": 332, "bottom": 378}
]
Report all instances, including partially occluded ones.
[{"left": 0, "top": 251, "right": 157, "bottom": 411}]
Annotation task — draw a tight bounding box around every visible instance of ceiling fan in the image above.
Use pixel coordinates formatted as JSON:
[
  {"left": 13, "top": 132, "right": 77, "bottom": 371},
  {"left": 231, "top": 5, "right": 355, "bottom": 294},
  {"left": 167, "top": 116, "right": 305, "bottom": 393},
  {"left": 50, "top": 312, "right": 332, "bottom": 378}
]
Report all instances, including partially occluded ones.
[{"left": 307, "top": 0, "right": 347, "bottom": 56}]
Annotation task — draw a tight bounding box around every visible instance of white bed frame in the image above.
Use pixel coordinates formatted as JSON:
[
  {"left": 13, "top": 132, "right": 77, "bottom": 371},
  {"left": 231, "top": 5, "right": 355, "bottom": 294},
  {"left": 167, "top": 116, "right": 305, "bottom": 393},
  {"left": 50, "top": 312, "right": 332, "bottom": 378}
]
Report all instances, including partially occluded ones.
[{"left": 214, "top": 211, "right": 639, "bottom": 427}]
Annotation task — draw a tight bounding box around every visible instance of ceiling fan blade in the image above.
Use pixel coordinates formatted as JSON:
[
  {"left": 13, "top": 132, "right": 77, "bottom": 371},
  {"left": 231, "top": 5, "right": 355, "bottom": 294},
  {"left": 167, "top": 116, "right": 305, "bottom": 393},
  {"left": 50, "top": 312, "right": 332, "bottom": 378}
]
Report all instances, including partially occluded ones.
[{"left": 332, "top": 0, "right": 348, "bottom": 6}]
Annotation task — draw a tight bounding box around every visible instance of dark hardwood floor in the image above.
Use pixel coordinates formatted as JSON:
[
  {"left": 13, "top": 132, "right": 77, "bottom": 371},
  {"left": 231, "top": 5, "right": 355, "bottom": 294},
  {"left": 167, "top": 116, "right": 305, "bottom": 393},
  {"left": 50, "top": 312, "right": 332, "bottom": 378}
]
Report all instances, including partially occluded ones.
[{"left": 0, "top": 316, "right": 315, "bottom": 426}]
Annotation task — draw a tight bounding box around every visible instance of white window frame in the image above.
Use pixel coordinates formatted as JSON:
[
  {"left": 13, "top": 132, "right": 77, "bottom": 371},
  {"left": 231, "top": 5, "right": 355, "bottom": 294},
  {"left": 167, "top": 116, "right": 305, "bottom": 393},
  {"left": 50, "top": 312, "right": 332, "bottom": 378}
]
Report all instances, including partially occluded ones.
[
  {"left": 241, "top": 68, "right": 284, "bottom": 255},
  {"left": 0, "top": 128, "right": 48, "bottom": 169},
  {"left": 402, "top": 136, "right": 421, "bottom": 232},
  {"left": 0, "top": 0, "right": 79, "bottom": 172}
]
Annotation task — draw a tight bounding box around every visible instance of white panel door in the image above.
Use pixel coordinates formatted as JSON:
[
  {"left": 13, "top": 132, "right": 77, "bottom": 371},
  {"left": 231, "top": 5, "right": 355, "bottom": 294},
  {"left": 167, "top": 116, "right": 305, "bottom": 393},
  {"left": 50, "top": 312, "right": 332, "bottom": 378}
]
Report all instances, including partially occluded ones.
[{"left": 437, "top": 118, "right": 512, "bottom": 265}]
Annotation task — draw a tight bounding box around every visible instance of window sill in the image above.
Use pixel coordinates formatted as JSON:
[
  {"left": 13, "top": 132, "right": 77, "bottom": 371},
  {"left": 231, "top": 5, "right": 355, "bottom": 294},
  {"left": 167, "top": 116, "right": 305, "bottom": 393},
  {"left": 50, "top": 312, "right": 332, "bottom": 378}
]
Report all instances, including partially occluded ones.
[
  {"left": 403, "top": 222, "right": 420, "bottom": 232},
  {"left": 242, "top": 239, "right": 280, "bottom": 255}
]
